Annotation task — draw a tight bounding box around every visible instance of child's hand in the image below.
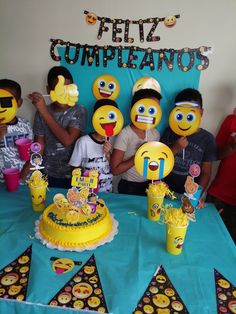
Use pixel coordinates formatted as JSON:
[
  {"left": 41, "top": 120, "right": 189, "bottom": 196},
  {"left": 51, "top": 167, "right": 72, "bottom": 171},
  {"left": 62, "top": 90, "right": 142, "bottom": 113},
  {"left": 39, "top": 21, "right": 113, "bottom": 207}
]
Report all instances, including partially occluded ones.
[
  {"left": 0, "top": 120, "right": 7, "bottom": 140},
  {"left": 196, "top": 196, "right": 205, "bottom": 209},
  {"left": 103, "top": 140, "right": 112, "bottom": 160},
  {"left": 172, "top": 136, "right": 188, "bottom": 154},
  {"left": 28, "top": 92, "right": 47, "bottom": 113}
]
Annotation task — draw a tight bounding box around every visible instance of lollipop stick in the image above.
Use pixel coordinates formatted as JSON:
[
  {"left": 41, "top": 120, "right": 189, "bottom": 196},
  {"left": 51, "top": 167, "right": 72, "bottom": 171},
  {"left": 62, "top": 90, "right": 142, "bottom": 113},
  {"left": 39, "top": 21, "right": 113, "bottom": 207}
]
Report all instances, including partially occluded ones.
[{"left": 183, "top": 148, "right": 185, "bottom": 160}]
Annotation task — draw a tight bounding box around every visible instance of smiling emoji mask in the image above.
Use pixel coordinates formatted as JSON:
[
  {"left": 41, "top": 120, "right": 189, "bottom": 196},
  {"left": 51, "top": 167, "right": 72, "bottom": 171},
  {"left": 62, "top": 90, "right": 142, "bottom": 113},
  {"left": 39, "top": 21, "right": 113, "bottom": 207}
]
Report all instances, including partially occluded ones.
[
  {"left": 169, "top": 102, "right": 201, "bottom": 136},
  {"left": 0, "top": 89, "right": 18, "bottom": 123}
]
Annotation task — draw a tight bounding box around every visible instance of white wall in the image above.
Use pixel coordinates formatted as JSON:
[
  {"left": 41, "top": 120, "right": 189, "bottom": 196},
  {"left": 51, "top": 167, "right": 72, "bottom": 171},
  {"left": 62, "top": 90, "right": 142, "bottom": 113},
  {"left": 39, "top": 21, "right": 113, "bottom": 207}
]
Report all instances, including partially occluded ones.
[{"left": 1, "top": 0, "right": 236, "bottom": 179}]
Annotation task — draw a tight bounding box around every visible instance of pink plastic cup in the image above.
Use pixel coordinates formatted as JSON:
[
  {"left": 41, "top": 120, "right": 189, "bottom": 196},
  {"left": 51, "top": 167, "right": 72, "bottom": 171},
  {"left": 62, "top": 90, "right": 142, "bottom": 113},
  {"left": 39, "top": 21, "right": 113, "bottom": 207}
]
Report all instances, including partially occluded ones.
[
  {"left": 15, "top": 138, "right": 32, "bottom": 161},
  {"left": 2, "top": 168, "right": 20, "bottom": 192}
]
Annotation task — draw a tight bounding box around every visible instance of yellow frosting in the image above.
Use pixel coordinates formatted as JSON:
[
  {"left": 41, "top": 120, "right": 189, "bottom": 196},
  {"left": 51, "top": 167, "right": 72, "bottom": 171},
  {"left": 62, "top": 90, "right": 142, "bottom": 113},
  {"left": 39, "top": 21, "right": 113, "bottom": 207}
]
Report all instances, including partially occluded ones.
[{"left": 38, "top": 200, "right": 113, "bottom": 249}]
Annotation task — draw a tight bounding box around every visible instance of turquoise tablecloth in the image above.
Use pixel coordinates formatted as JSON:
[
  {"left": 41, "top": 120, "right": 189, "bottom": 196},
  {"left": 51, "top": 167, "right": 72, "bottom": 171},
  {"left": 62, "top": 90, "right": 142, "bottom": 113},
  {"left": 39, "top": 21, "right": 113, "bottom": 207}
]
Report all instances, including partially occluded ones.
[{"left": 0, "top": 184, "right": 235, "bottom": 314}]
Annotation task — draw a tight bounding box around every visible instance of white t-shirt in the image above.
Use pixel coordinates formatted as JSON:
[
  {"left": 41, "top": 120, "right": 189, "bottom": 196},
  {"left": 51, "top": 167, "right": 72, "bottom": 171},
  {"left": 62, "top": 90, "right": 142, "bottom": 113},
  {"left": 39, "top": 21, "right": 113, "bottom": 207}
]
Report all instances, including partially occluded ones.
[
  {"left": 69, "top": 134, "right": 112, "bottom": 192},
  {"left": 113, "top": 125, "right": 160, "bottom": 182}
]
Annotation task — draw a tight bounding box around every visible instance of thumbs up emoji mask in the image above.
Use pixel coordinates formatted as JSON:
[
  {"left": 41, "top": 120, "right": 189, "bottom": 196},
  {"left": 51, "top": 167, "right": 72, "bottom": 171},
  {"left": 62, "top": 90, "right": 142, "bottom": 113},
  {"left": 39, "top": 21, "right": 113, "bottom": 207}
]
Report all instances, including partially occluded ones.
[{"left": 50, "top": 75, "right": 79, "bottom": 107}]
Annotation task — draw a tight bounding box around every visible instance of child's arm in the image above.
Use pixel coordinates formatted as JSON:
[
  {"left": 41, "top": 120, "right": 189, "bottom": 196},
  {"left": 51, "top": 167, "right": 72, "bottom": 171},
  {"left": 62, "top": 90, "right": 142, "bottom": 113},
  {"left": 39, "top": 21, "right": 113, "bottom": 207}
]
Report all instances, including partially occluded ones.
[
  {"left": 103, "top": 140, "right": 112, "bottom": 161},
  {"left": 110, "top": 148, "right": 134, "bottom": 175},
  {"left": 29, "top": 92, "right": 80, "bottom": 147},
  {"left": 0, "top": 120, "right": 7, "bottom": 140},
  {"left": 196, "top": 161, "right": 212, "bottom": 209}
]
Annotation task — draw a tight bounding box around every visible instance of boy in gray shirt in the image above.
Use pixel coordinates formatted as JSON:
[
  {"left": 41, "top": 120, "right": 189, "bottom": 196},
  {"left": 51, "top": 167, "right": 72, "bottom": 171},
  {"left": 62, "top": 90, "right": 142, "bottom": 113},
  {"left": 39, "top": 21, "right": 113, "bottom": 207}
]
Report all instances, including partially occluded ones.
[{"left": 29, "top": 66, "right": 86, "bottom": 188}]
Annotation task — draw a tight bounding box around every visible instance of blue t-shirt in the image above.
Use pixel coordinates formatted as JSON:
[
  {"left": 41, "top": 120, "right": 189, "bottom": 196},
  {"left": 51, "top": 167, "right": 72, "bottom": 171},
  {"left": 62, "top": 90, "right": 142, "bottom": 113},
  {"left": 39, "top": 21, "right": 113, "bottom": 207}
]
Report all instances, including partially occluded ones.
[{"left": 161, "top": 127, "right": 217, "bottom": 193}]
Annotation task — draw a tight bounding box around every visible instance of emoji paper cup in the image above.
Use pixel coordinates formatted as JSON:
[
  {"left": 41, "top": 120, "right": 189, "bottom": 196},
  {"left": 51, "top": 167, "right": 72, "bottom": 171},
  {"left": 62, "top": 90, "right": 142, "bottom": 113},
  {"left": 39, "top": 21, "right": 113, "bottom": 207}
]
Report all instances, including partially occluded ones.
[
  {"left": 15, "top": 138, "right": 32, "bottom": 161},
  {"left": 29, "top": 184, "right": 47, "bottom": 211},
  {"left": 2, "top": 168, "right": 20, "bottom": 192},
  {"left": 166, "top": 223, "right": 188, "bottom": 255},
  {"left": 147, "top": 194, "right": 165, "bottom": 221}
]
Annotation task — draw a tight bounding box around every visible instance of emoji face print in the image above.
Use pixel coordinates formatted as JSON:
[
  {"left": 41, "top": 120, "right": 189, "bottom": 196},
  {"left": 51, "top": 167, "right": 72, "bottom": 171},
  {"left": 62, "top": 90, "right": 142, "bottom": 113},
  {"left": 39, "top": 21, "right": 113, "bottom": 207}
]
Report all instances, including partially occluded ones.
[
  {"left": 228, "top": 300, "right": 236, "bottom": 314},
  {"left": 164, "top": 15, "right": 177, "bottom": 27},
  {"left": 73, "top": 299, "right": 84, "bottom": 309},
  {"left": 57, "top": 291, "right": 72, "bottom": 304},
  {"left": 84, "top": 265, "right": 95, "bottom": 275},
  {"left": 143, "top": 304, "right": 154, "bottom": 313},
  {"left": 86, "top": 12, "right": 97, "bottom": 25},
  {"left": 156, "top": 275, "right": 167, "bottom": 284},
  {"left": 88, "top": 296, "right": 101, "bottom": 308},
  {"left": 217, "top": 278, "right": 230, "bottom": 289},
  {"left": 134, "top": 142, "right": 174, "bottom": 180},
  {"left": 52, "top": 258, "right": 75, "bottom": 274},
  {"left": 165, "top": 288, "right": 175, "bottom": 297},
  {"left": 169, "top": 103, "right": 201, "bottom": 136},
  {"left": 8, "top": 285, "right": 23, "bottom": 296},
  {"left": 189, "top": 163, "right": 201, "bottom": 177},
  {"left": 157, "top": 309, "right": 170, "bottom": 314},
  {"left": 152, "top": 293, "right": 170, "bottom": 308},
  {"left": 18, "top": 255, "right": 29, "bottom": 264},
  {"left": 1, "top": 272, "right": 19, "bottom": 286},
  {"left": 72, "top": 282, "right": 93, "bottom": 299},
  {"left": 0, "top": 288, "right": 6, "bottom": 296},
  {"left": 92, "top": 74, "right": 120, "bottom": 100},
  {"left": 174, "top": 236, "right": 184, "bottom": 249},
  {"left": 131, "top": 98, "right": 162, "bottom": 130},
  {"left": 0, "top": 89, "right": 18, "bottom": 123},
  {"left": 92, "top": 104, "right": 124, "bottom": 137},
  {"left": 89, "top": 275, "right": 98, "bottom": 284},
  {"left": 171, "top": 300, "right": 184, "bottom": 311}
]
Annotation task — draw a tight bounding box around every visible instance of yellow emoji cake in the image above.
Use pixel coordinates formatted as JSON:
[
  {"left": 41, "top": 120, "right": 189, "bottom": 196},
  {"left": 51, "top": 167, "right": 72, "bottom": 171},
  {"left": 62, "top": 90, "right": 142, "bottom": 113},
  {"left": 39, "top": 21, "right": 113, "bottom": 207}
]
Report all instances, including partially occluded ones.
[{"left": 35, "top": 170, "right": 118, "bottom": 251}]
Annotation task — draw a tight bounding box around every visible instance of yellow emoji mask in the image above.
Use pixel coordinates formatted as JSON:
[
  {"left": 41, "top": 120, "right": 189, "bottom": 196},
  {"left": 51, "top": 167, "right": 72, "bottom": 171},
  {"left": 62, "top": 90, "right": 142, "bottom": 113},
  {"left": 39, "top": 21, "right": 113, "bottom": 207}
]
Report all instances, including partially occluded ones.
[
  {"left": 92, "top": 104, "right": 124, "bottom": 137},
  {"left": 169, "top": 102, "right": 201, "bottom": 136},
  {"left": 0, "top": 89, "right": 18, "bottom": 123},
  {"left": 134, "top": 142, "right": 174, "bottom": 180},
  {"left": 131, "top": 98, "right": 162, "bottom": 130},
  {"left": 92, "top": 74, "right": 120, "bottom": 100}
]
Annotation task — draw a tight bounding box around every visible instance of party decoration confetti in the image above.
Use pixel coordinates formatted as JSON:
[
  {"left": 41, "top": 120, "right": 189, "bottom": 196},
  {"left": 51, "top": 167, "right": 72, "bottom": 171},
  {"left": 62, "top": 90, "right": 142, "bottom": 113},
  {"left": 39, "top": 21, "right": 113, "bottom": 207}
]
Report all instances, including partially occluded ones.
[
  {"left": 48, "top": 254, "right": 109, "bottom": 312},
  {"left": 0, "top": 245, "right": 32, "bottom": 301},
  {"left": 132, "top": 265, "right": 189, "bottom": 313}
]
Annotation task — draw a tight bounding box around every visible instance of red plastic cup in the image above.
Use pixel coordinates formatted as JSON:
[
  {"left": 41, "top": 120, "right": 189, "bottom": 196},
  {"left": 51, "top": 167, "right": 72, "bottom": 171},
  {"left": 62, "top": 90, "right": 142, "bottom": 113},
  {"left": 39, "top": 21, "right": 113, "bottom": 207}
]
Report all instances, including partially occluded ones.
[
  {"left": 15, "top": 138, "right": 32, "bottom": 161},
  {"left": 2, "top": 168, "right": 20, "bottom": 192}
]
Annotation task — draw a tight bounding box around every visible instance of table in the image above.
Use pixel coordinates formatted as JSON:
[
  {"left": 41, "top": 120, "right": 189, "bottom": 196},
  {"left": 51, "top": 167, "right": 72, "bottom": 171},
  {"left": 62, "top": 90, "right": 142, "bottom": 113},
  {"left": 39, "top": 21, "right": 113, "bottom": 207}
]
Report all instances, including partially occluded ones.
[{"left": 0, "top": 184, "right": 235, "bottom": 314}]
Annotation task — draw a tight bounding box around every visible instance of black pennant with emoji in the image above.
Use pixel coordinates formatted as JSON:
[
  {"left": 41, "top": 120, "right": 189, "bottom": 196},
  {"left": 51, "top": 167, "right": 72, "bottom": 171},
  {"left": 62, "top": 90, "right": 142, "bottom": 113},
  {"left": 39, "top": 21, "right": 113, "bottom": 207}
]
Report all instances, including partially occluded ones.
[
  {"left": 48, "top": 254, "right": 109, "bottom": 312},
  {"left": 132, "top": 265, "right": 189, "bottom": 313},
  {"left": 0, "top": 245, "right": 32, "bottom": 301}
]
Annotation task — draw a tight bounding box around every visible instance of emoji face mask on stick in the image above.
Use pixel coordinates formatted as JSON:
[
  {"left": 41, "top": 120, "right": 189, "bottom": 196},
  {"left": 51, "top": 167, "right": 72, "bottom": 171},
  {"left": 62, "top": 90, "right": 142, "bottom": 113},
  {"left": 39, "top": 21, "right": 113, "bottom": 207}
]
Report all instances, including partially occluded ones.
[
  {"left": 92, "top": 103, "right": 124, "bottom": 137},
  {"left": 0, "top": 89, "right": 18, "bottom": 123},
  {"left": 50, "top": 75, "right": 79, "bottom": 107},
  {"left": 92, "top": 74, "right": 120, "bottom": 100},
  {"left": 134, "top": 141, "right": 174, "bottom": 180},
  {"left": 169, "top": 102, "right": 201, "bottom": 136}
]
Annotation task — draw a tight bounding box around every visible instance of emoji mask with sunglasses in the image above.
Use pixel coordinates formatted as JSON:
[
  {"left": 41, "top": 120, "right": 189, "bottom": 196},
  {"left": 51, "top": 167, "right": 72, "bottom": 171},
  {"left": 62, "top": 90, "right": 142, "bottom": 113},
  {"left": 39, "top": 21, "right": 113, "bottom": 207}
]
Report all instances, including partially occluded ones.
[{"left": 0, "top": 89, "right": 18, "bottom": 123}]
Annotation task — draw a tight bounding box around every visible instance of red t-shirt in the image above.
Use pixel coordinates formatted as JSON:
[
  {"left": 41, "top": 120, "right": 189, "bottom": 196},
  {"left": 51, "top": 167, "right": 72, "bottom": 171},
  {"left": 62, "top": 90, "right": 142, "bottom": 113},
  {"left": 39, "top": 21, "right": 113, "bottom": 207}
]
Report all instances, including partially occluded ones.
[{"left": 208, "top": 114, "right": 236, "bottom": 205}]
